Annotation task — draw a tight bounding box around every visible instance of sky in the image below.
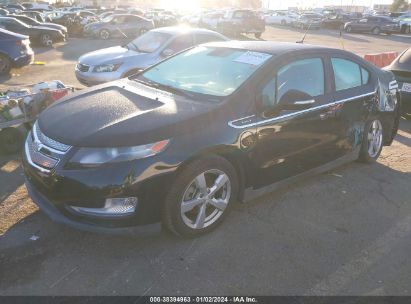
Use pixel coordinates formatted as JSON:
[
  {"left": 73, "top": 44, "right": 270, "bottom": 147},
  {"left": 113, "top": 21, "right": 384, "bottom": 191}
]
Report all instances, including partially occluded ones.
[{"left": 264, "top": 0, "right": 392, "bottom": 9}]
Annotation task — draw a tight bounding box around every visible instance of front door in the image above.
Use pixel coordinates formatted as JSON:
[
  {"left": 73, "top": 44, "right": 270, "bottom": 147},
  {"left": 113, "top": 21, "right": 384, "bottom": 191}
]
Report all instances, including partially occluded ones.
[{"left": 250, "top": 55, "right": 346, "bottom": 188}]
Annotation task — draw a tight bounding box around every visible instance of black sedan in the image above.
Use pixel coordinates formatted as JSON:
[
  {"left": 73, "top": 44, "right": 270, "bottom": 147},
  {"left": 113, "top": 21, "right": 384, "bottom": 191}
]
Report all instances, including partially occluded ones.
[
  {"left": 386, "top": 47, "right": 411, "bottom": 115},
  {"left": 9, "top": 14, "right": 68, "bottom": 37},
  {"left": 23, "top": 41, "right": 400, "bottom": 237},
  {"left": 0, "top": 17, "right": 64, "bottom": 46},
  {"left": 345, "top": 16, "right": 400, "bottom": 35}
]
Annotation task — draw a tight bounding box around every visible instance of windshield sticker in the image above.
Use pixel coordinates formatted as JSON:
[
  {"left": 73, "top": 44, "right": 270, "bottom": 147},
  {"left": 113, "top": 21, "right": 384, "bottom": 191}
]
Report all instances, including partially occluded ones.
[{"left": 233, "top": 51, "right": 272, "bottom": 66}]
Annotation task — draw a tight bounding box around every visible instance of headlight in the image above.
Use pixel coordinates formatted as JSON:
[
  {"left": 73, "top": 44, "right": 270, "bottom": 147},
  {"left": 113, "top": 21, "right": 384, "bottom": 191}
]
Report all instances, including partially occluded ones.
[
  {"left": 69, "top": 140, "right": 170, "bottom": 166},
  {"left": 93, "top": 63, "right": 121, "bottom": 73}
]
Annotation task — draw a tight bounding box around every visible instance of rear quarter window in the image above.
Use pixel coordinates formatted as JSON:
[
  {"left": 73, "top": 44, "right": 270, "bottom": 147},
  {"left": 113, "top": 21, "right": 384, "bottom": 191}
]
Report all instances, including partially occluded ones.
[{"left": 331, "top": 58, "right": 362, "bottom": 91}]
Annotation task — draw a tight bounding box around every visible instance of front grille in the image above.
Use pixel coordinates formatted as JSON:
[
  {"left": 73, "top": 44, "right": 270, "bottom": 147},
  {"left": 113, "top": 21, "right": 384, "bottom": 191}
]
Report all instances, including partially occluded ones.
[
  {"left": 76, "top": 63, "right": 90, "bottom": 73},
  {"left": 26, "top": 122, "right": 72, "bottom": 172},
  {"left": 33, "top": 122, "right": 71, "bottom": 152},
  {"left": 26, "top": 135, "right": 59, "bottom": 169}
]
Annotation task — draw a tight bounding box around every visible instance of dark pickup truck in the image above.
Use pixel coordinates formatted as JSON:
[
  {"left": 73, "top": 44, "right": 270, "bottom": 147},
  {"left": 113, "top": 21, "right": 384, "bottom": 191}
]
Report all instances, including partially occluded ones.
[{"left": 217, "top": 9, "right": 265, "bottom": 38}]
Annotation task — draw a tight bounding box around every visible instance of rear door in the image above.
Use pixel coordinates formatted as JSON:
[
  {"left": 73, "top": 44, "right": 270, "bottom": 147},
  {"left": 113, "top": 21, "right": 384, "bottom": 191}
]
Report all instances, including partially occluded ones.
[{"left": 330, "top": 56, "right": 376, "bottom": 153}]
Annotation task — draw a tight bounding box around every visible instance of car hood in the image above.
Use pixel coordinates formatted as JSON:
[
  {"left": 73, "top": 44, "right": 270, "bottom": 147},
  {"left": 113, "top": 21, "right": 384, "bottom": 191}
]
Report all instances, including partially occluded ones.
[
  {"left": 37, "top": 79, "right": 216, "bottom": 147},
  {"left": 31, "top": 25, "right": 60, "bottom": 33},
  {"left": 78, "top": 46, "right": 151, "bottom": 65},
  {"left": 41, "top": 22, "right": 66, "bottom": 31}
]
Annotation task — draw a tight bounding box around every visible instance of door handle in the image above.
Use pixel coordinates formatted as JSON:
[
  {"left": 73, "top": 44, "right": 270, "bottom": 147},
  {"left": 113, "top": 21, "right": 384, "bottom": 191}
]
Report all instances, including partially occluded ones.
[{"left": 294, "top": 99, "right": 315, "bottom": 105}]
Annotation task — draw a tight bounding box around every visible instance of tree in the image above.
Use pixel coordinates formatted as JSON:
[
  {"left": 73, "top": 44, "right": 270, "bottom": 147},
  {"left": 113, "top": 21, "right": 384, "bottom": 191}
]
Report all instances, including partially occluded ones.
[{"left": 391, "top": 0, "right": 409, "bottom": 12}]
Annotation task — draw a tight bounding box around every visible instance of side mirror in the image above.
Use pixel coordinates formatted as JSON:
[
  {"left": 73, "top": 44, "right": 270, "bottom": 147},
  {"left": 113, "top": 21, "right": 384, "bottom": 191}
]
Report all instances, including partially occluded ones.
[
  {"left": 278, "top": 90, "right": 315, "bottom": 111},
  {"left": 162, "top": 48, "right": 175, "bottom": 57}
]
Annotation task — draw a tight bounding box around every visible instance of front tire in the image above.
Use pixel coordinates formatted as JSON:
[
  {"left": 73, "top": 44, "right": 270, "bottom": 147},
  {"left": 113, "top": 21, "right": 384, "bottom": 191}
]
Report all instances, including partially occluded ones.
[
  {"left": 255, "top": 32, "right": 262, "bottom": 39},
  {"left": 372, "top": 27, "right": 381, "bottom": 35},
  {"left": 0, "top": 54, "right": 11, "bottom": 75},
  {"left": 99, "top": 29, "right": 110, "bottom": 40},
  {"left": 358, "top": 119, "right": 384, "bottom": 163},
  {"left": 345, "top": 25, "right": 352, "bottom": 33},
  {"left": 41, "top": 33, "right": 52, "bottom": 46},
  {"left": 162, "top": 155, "right": 239, "bottom": 237}
]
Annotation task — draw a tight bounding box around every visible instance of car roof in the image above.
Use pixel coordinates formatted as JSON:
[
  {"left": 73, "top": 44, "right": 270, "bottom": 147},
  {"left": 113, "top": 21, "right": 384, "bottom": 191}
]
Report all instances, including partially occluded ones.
[
  {"left": 0, "top": 27, "right": 28, "bottom": 39},
  {"left": 202, "top": 41, "right": 335, "bottom": 56},
  {"left": 152, "top": 26, "right": 223, "bottom": 35}
]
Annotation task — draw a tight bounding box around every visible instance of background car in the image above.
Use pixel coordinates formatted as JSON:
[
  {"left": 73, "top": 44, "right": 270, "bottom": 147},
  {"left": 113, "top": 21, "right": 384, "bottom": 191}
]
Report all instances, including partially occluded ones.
[
  {"left": 4, "top": 4, "right": 24, "bottom": 14},
  {"left": 23, "top": 10, "right": 48, "bottom": 22},
  {"left": 21, "top": 2, "right": 53, "bottom": 11},
  {"left": 199, "top": 12, "right": 224, "bottom": 30},
  {"left": 293, "top": 13, "right": 323, "bottom": 30},
  {"left": 0, "top": 17, "right": 65, "bottom": 46},
  {"left": 0, "top": 28, "right": 33, "bottom": 75},
  {"left": 345, "top": 16, "right": 400, "bottom": 35},
  {"left": 386, "top": 47, "right": 411, "bottom": 115},
  {"left": 0, "top": 8, "right": 9, "bottom": 16},
  {"left": 83, "top": 14, "right": 154, "bottom": 39},
  {"left": 265, "top": 11, "right": 297, "bottom": 26},
  {"left": 75, "top": 27, "right": 228, "bottom": 86},
  {"left": 322, "top": 13, "right": 357, "bottom": 30},
  {"left": 9, "top": 14, "right": 67, "bottom": 38},
  {"left": 217, "top": 9, "right": 265, "bottom": 38}
]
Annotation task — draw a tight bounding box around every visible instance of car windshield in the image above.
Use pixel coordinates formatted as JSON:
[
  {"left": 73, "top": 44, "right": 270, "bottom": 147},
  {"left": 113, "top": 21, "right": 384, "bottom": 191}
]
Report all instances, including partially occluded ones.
[
  {"left": 102, "top": 15, "right": 114, "bottom": 22},
  {"left": 126, "top": 31, "right": 171, "bottom": 53},
  {"left": 137, "top": 46, "right": 272, "bottom": 97}
]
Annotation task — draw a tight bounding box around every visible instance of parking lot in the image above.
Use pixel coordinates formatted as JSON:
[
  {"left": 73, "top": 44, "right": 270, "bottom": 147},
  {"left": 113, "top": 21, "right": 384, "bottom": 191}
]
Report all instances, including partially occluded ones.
[{"left": 1, "top": 25, "right": 411, "bottom": 295}]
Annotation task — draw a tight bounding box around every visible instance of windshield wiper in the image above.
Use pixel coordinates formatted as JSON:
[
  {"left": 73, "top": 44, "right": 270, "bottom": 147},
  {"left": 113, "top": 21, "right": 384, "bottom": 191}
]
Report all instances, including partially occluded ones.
[{"left": 134, "top": 79, "right": 195, "bottom": 98}]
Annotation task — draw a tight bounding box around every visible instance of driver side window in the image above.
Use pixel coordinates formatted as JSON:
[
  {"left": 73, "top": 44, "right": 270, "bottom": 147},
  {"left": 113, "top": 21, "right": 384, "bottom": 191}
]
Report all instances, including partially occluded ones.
[{"left": 277, "top": 58, "right": 325, "bottom": 103}]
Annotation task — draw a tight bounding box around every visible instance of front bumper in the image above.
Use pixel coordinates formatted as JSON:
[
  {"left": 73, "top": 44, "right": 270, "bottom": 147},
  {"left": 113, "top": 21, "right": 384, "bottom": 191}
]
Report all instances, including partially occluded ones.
[
  {"left": 13, "top": 53, "right": 33, "bottom": 68},
  {"left": 22, "top": 132, "right": 177, "bottom": 233},
  {"left": 75, "top": 68, "right": 122, "bottom": 86},
  {"left": 25, "top": 178, "right": 162, "bottom": 235}
]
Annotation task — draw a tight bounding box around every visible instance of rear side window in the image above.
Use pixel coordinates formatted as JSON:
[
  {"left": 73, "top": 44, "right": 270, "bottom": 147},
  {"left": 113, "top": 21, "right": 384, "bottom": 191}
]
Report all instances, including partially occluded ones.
[
  {"left": 361, "top": 67, "right": 370, "bottom": 85},
  {"left": 332, "top": 58, "right": 362, "bottom": 91},
  {"left": 277, "top": 58, "right": 325, "bottom": 102}
]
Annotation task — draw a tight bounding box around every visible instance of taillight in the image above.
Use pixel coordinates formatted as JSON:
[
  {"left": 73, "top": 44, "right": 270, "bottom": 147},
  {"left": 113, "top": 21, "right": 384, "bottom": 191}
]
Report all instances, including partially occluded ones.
[{"left": 15, "top": 40, "right": 22, "bottom": 46}]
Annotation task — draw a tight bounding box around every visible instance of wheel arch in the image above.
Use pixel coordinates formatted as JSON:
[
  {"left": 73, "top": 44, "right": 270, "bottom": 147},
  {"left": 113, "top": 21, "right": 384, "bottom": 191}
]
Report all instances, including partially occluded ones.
[{"left": 172, "top": 146, "right": 248, "bottom": 201}]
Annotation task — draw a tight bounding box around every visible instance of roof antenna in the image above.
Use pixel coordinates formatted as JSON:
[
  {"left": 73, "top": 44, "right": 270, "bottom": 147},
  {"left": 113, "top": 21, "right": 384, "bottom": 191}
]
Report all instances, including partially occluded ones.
[{"left": 296, "top": 22, "right": 312, "bottom": 43}]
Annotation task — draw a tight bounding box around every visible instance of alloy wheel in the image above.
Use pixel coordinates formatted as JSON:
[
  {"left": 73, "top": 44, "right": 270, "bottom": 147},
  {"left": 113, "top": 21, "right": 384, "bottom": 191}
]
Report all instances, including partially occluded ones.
[
  {"left": 367, "top": 120, "right": 383, "bottom": 158},
  {"left": 100, "top": 30, "right": 110, "bottom": 40},
  {"left": 180, "top": 169, "right": 231, "bottom": 229},
  {"left": 42, "top": 34, "right": 51, "bottom": 45}
]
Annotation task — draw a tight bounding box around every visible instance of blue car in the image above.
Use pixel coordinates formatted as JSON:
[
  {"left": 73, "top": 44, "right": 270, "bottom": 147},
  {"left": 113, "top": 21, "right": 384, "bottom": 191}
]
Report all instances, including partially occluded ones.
[{"left": 0, "top": 28, "right": 33, "bottom": 75}]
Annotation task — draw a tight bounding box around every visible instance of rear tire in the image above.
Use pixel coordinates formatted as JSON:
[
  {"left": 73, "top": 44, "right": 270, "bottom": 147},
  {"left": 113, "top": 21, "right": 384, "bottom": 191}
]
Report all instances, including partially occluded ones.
[
  {"left": 162, "top": 155, "right": 239, "bottom": 237},
  {"left": 372, "top": 27, "right": 381, "bottom": 35},
  {"left": 405, "top": 26, "right": 411, "bottom": 34},
  {"left": 0, "top": 128, "right": 24, "bottom": 154},
  {"left": 0, "top": 54, "right": 11, "bottom": 75},
  {"left": 255, "top": 32, "right": 262, "bottom": 39},
  {"left": 281, "top": 20, "right": 286, "bottom": 26},
  {"left": 358, "top": 119, "right": 384, "bottom": 163}
]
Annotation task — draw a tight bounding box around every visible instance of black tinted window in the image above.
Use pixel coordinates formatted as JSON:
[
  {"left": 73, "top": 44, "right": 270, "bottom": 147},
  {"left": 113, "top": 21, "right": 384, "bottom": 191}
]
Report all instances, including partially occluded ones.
[
  {"left": 332, "top": 58, "right": 362, "bottom": 91},
  {"left": 277, "top": 58, "right": 325, "bottom": 102},
  {"left": 167, "top": 35, "right": 193, "bottom": 52}
]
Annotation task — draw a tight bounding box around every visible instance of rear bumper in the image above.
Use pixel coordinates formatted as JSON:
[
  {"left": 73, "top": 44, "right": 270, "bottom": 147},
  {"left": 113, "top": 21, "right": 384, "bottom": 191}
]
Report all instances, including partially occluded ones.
[{"left": 25, "top": 178, "right": 162, "bottom": 236}]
